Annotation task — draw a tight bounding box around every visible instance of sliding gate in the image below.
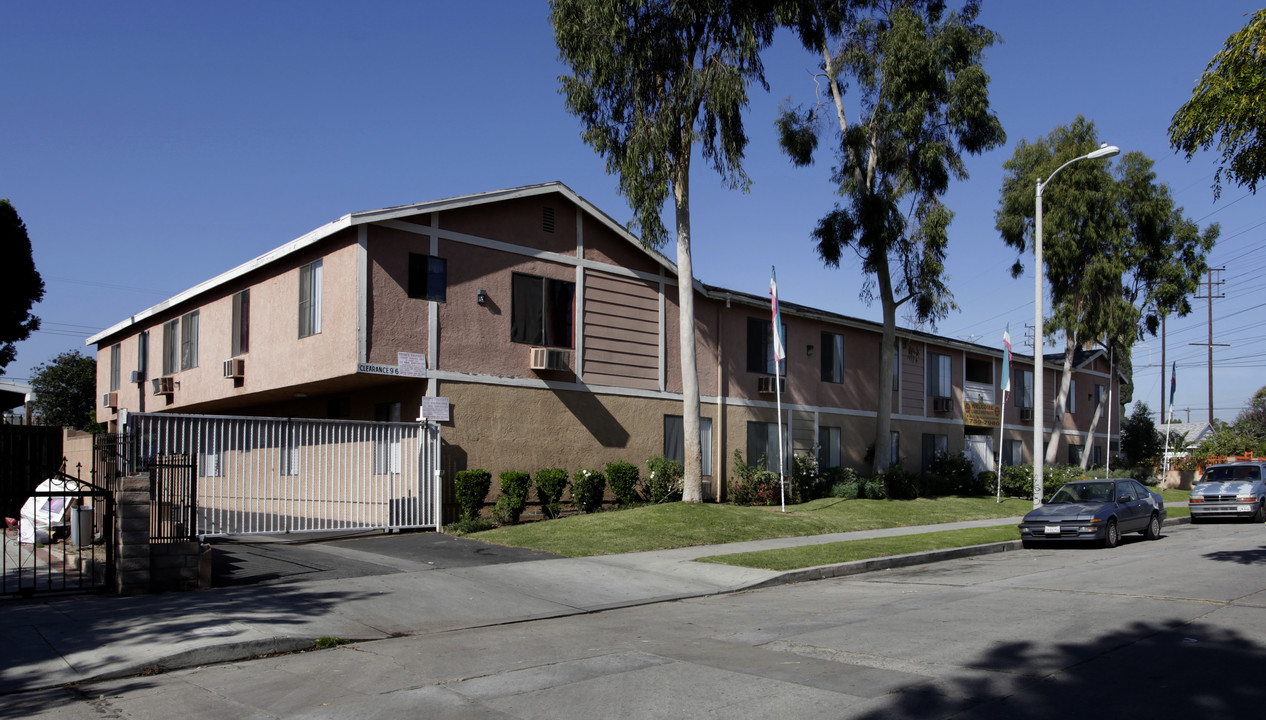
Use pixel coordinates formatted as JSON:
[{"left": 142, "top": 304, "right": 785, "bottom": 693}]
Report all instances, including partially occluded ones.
[{"left": 125, "top": 413, "right": 441, "bottom": 536}]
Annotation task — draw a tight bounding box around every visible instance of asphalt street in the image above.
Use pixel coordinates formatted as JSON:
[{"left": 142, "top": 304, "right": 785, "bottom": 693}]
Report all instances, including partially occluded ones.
[{"left": 18, "top": 518, "right": 1266, "bottom": 719}]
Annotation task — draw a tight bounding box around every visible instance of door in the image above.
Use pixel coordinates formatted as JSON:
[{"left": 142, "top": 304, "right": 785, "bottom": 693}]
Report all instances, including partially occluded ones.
[{"left": 964, "top": 435, "right": 994, "bottom": 476}]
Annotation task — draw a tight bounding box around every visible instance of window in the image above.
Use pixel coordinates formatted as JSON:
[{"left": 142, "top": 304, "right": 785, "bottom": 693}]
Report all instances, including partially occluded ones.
[
  {"left": 890, "top": 431, "right": 901, "bottom": 467},
  {"left": 928, "top": 352, "right": 951, "bottom": 398},
  {"left": 1002, "top": 438, "right": 1022, "bottom": 467},
  {"left": 747, "top": 421, "right": 785, "bottom": 473},
  {"left": 374, "top": 402, "right": 402, "bottom": 475},
  {"left": 408, "top": 253, "right": 447, "bottom": 302},
  {"left": 299, "top": 259, "right": 323, "bottom": 338},
  {"left": 198, "top": 427, "right": 221, "bottom": 478},
  {"left": 746, "top": 317, "right": 786, "bottom": 376},
  {"left": 137, "top": 330, "right": 149, "bottom": 382},
  {"left": 161, "top": 319, "right": 179, "bottom": 376},
  {"left": 109, "top": 344, "right": 121, "bottom": 392},
  {"left": 922, "top": 433, "right": 949, "bottom": 472},
  {"left": 965, "top": 357, "right": 992, "bottom": 384},
  {"left": 511, "top": 273, "right": 575, "bottom": 348},
  {"left": 180, "top": 310, "right": 199, "bottom": 371},
  {"left": 280, "top": 425, "right": 299, "bottom": 477},
  {"left": 232, "top": 290, "right": 250, "bottom": 356},
  {"left": 892, "top": 339, "right": 901, "bottom": 392},
  {"left": 663, "top": 415, "right": 714, "bottom": 476},
  {"left": 1068, "top": 443, "right": 1083, "bottom": 465},
  {"left": 1092, "top": 444, "right": 1104, "bottom": 466},
  {"left": 1067, "top": 380, "right": 1077, "bottom": 414},
  {"left": 1095, "top": 383, "right": 1106, "bottom": 407},
  {"left": 821, "top": 332, "right": 844, "bottom": 383},
  {"left": 326, "top": 398, "right": 351, "bottom": 419},
  {"left": 818, "top": 426, "right": 841, "bottom": 469},
  {"left": 1017, "top": 370, "right": 1034, "bottom": 408}
]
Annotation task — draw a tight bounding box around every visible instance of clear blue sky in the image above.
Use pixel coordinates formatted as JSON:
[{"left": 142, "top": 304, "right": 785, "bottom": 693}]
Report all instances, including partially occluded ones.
[{"left": 3, "top": 1, "right": 1261, "bottom": 423}]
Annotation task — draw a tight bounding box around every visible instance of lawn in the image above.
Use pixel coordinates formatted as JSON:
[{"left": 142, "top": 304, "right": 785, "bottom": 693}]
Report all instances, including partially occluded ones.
[{"left": 470, "top": 495, "right": 1033, "bottom": 557}]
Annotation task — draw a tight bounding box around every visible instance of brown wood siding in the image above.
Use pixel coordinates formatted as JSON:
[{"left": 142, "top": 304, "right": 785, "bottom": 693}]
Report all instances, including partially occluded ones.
[
  {"left": 582, "top": 270, "right": 659, "bottom": 390},
  {"left": 901, "top": 340, "right": 925, "bottom": 415}
]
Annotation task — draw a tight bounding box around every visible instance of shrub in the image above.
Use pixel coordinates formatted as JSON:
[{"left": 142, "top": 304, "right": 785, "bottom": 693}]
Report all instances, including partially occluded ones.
[
  {"left": 922, "top": 452, "right": 984, "bottom": 496},
  {"left": 534, "top": 468, "right": 569, "bottom": 519},
  {"left": 1000, "top": 464, "right": 1034, "bottom": 498},
  {"left": 446, "top": 516, "right": 497, "bottom": 535},
  {"left": 858, "top": 477, "right": 886, "bottom": 500},
  {"left": 829, "top": 480, "right": 860, "bottom": 499},
  {"left": 790, "top": 453, "right": 820, "bottom": 503},
  {"left": 606, "top": 461, "right": 641, "bottom": 505},
  {"left": 643, "top": 455, "right": 683, "bottom": 503},
  {"left": 730, "top": 451, "right": 781, "bottom": 506},
  {"left": 883, "top": 465, "right": 919, "bottom": 500},
  {"left": 571, "top": 469, "right": 607, "bottom": 513},
  {"left": 496, "top": 470, "right": 531, "bottom": 524},
  {"left": 823, "top": 467, "right": 860, "bottom": 499},
  {"left": 454, "top": 468, "right": 492, "bottom": 521}
]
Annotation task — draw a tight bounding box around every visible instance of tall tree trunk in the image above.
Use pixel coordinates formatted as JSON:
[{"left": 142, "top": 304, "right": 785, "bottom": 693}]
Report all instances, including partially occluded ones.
[
  {"left": 673, "top": 169, "right": 704, "bottom": 503},
  {"left": 873, "top": 246, "right": 898, "bottom": 478},
  {"left": 1045, "top": 331, "right": 1078, "bottom": 464},
  {"left": 1080, "top": 395, "right": 1104, "bottom": 470}
]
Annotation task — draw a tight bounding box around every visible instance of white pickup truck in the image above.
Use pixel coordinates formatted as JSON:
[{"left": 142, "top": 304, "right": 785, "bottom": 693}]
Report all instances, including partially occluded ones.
[{"left": 1189, "top": 461, "right": 1266, "bottom": 523}]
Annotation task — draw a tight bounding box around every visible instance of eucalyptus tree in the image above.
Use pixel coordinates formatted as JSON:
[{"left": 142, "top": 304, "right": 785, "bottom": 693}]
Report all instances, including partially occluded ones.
[
  {"left": 552, "top": 0, "right": 776, "bottom": 501},
  {"left": 997, "top": 118, "right": 1218, "bottom": 464},
  {"left": 1169, "top": 9, "right": 1266, "bottom": 199},
  {"left": 1, "top": 199, "right": 44, "bottom": 374},
  {"left": 775, "top": 0, "right": 1005, "bottom": 475}
]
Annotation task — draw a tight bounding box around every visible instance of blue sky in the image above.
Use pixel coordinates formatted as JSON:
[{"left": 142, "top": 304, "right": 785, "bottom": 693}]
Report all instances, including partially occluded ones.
[{"left": 3, "top": 1, "right": 1262, "bottom": 423}]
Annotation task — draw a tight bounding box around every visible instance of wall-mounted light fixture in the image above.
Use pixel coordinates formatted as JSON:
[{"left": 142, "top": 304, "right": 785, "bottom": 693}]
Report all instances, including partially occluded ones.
[
  {"left": 806, "top": 344, "right": 814, "bottom": 356},
  {"left": 477, "top": 288, "right": 488, "bottom": 305}
]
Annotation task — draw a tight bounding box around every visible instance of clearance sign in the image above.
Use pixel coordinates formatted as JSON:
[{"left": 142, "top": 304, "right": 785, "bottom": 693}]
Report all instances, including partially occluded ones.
[{"left": 963, "top": 401, "right": 1002, "bottom": 427}]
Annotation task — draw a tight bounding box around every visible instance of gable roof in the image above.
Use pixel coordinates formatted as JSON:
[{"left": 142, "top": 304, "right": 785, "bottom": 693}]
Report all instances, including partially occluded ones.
[{"left": 87, "top": 182, "right": 675, "bottom": 345}]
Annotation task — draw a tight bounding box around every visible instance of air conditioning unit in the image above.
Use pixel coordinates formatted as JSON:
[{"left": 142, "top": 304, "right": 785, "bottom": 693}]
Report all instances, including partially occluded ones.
[
  {"left": 529, "top": 347, "right": 570, "bottom": 371},
  {"left": 1020, "top": 407, "right": 1033, "bottom": 421},
  {"left": 757, "top": 376, "right": 787, "bottom": 394},
  {"left": 102, "top": 392, "right": 118, "bottom": 409},
  {"left": 152, "top": 376, "right": 175, "bottom": 396},
  {"left": 130, "top": 370, "right": 144, "bottom": 384},
  {"left": 223, "top": 358, "right": 245, "bottom": 379},
  {"left": 932, "top": 396, "right": 952, "bottom": 413}
]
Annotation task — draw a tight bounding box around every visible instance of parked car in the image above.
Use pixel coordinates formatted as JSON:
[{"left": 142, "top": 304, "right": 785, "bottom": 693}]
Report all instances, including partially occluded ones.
[
  {"left": 1018, "top": 478, "right": 1166, "bottom": 548},
  {"left": 1189, "top": 461, "right": 1266, "bottom": 523}
]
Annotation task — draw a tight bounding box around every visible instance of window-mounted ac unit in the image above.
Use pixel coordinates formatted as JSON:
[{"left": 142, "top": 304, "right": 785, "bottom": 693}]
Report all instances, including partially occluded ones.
[
  {"left": 152, "top": 376, "right": 175, "bottom": 396},
  {"left": 102, "top": 392, "right": 118, "bottom": 409},
  {"left": 130, "top": 370, "right": 144, "bottom": 384},
  {"left": 932, "top": 396, "right": 952, "bottom": 413},
  {"left": 757, "top": 376, "right": 786, "bottom": 394},
  {"left": 223, "top": 358, "right": 245, "bottom": 379},
  {"left": 1020, "top": 407, "right": 1033, "bottom": 421},
  {"left": 529, "top": 347, "right": 570, "bottom": 371}
]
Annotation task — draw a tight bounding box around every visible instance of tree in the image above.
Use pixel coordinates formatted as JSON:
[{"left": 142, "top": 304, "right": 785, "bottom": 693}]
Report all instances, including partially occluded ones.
[
  {"left": 1119, "top": 402, "right": 1163, "bottom": 468},
  {"left": 0, "top": 199, "right": 45, "bottom": 374},
  {"left": 29, "top": 350, "right": 102, "bottom": 432},
  {"left": 552, "top": 0, "right": 776, "bottom": 501},
  {"left": 1169, "top": 9, "right": 1266, "bottom": 199},
  {"left": 1233, "top": 385, "right": 1266, "bottom": 444},
  {"left": 996, "top": 117, "right": 1218, "bottom": 464},
  {"left": 776, "top": 0, "right": 1005, "bottom": 475}
]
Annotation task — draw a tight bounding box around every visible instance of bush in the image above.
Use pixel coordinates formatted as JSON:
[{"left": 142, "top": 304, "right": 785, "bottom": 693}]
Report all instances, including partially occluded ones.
[
  {"left": 883, "top": 465, "right": 919, "bottom": 500},
  {"left": 496, "top": 470, "right": 531, "bottom": 524},
  {"left": 790, "top": 453, "right": 820, "bottom": 503},
  {"left": 571, "top": 469, "right": 607, "bottom": 513},
  {"left": 643, "top": 455, "right": 683, "bottom": 503},
  {"left": 534, "top": 468, "right": 569, "bottom": 519},
  {"left": 606, "top": 461, "right": 641, "bottom": 505},
  {"left": 454, "top": 468, "right": 492, "bottom": 521},
  {"left": 446, "top": 516, "right": 497, "bottom": 535},
  {"left": 730, "top": 451, "right": 781, "bottom": 506},
  {"left": 998, "top": 463, "right": 1083, "bottom": 500},
  {"left": 921, "top": 452, "right": 988, "bottom": 496},
  {"left": 858, "top": 477, "right": 887, "bottom": 500},
  {"left": 823, "top": 466, "right": 860, "bottom": 499},
  {"left": 829, "top": 480, "right": 860, "bottom": 499}
]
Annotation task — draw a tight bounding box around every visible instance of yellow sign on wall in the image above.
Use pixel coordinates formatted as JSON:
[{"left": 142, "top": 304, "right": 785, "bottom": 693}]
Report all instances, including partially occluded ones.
[{"left": 964, "top": 401, "right": 1002, "bottom": 427}]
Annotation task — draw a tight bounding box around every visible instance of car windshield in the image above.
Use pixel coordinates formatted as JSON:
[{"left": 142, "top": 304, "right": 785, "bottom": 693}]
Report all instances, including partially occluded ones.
[
  {"left": 1201, "top": 466, "right": 1261, "bottom": 483},
  {"left": 1049, "top": 482, "right": 1114, "bottom": 504}
]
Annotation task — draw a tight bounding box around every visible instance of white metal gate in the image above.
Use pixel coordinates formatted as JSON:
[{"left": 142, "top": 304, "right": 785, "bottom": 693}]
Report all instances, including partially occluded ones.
[{"left": 125, "top": 413, "right": 441, "bottom": 536}]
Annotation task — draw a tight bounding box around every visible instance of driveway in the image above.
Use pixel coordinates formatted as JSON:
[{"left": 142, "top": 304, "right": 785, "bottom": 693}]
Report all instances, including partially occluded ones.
[{"left": 210, "top": 530, "right": 562, "bottom": 587}]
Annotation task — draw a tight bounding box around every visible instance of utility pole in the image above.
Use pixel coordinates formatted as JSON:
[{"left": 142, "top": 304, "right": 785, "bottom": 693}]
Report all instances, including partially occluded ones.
[
  {"left": 1160, "top": 315, "right": 1166, "bottom": 423},
  {"left": 1189, "top": 268, "right": 1227, "bottom": 425}
]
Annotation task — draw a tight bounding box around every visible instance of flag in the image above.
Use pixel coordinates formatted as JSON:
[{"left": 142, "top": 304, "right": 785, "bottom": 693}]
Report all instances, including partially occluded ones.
[
  {"left": 1000, "top": 324, "right": 1012, "bottom": 393},
  {"left": 770, "top": 266, "right": 785, "bottom": 363},
  {"left": 1170, "top": 362, "right": 1176, "bottom": 406}
]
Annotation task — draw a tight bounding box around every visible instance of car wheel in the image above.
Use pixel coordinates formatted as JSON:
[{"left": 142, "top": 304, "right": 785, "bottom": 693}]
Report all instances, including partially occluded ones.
[
  {"left": 1253, "top": 500, "right": 1266, "bottom": 524},
  {"left": 1103, "top": 519, "right": 1120, "bottom": 549},
  {"left": 1144, "top": 513, "right": 1161, "bottom": 540},
  {"left": 1190, "top": 514, "right": 1204, "bottom": 525},
  {"left": 1022, "top": 539, "right": 1036, "bottom": 549}
]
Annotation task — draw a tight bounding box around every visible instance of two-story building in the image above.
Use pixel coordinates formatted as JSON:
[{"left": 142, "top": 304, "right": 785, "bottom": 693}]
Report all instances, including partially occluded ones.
[{"left": 87, "top": 182, "right": 1122, "bottom": 500}]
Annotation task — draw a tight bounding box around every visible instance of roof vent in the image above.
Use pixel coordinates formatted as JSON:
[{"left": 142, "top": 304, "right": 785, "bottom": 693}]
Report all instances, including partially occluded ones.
[{"left": 542, "top": 206, "right": 555, "bottom": 233}]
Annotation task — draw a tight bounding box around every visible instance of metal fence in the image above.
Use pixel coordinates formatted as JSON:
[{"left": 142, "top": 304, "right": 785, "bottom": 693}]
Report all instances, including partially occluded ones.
[{"left": 125, "top": 413, "right": 441, "bottom": 537}]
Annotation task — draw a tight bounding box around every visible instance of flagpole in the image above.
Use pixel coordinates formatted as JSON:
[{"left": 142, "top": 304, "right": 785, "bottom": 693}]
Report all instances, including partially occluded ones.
[
  {"left": 1162, "top": 362, "right": 1176, "bottom": 485},
  {"left": 995, "top": 388, "right": 1007, "bottom": 504},
  {"left": 997, "top": 324, "right": 1013, "bottom": 504},
  {"left": 776, "top": 368, "right": 785, "bottom": 513},
  {"left": 770, "top": 266, "right": 786, "bottom": 513}
]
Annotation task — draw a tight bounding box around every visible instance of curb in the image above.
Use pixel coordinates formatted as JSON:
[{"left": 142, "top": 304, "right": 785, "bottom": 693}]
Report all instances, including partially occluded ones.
[{"left": 744, "top": 539, "right": 1026, "bottom": 591}]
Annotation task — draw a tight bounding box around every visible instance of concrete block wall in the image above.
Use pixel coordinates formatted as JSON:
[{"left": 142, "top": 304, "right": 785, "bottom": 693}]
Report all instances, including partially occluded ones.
[{"left": 114, "top": 474, "right": 210, "bottom": 594}]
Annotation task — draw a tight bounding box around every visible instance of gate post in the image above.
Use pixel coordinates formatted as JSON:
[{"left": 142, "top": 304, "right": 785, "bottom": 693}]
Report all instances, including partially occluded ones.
[{"left": 114, "top": 474, "right": 151, "bottom": 596}]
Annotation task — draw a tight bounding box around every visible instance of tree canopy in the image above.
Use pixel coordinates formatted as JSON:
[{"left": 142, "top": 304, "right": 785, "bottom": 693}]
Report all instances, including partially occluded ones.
[
  {"left": 1119, "top": 402, "right": 1163, "bottom": 468},
  {"left": 29, "top": 350, "right": 102, "bottom": 432},
  {"left": 552, "top": 0, "right": 776, "bottom": 500},
  {"left": 1169, "top": 9, "right": 1266, "bottom": 199},
  {"left": 776, "top": 0, "right": 1005, "bottom": 474},
  {"left": 0, "top": 199, "right": 45, "bottom": 374}
]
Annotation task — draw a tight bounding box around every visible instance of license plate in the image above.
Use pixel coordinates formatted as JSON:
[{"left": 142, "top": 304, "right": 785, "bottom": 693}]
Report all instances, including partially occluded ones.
[
  {"left": 1044, "top": 525, "right": 1061, "bottom": 536},
  {"left": 1240, "top": 505, "right": 1253, "bottom": 512}
]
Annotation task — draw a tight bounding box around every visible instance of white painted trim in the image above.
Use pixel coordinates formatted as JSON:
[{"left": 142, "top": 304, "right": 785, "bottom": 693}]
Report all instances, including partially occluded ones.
[
  {"left": 427, "top": 221, "right": 440, "bottom": 396},
  {"left": 357, "top": 226, "right": 368, "bottom": 365},
  {"left": 575, "top": 210, "right": 585, "bottom": 382},
  {"left": 658, "top": 275, "right": 667, "bottom": 393}
]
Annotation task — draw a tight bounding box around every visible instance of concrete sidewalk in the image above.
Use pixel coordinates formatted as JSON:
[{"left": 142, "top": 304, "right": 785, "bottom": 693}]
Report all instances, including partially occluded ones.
[{"left": 1, "top": 516, "right": 1042, "bottom": 694}]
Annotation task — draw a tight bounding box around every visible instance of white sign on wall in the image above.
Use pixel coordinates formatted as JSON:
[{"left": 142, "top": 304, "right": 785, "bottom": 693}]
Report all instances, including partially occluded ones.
[
  {"left": 420, "top": 397, "right": 450, "bottom": 422},
  {"left": 398, "top": 352, "right": 428, "bottom": 378}
]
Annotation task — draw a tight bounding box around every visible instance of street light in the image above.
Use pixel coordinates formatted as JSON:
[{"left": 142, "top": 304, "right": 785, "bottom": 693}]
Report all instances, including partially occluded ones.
[{"left": 1032, "top": 142, "right": 1119, "bottom": 508}]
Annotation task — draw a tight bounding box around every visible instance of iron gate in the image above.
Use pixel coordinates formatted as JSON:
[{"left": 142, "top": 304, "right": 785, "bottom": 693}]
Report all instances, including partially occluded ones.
[
  {"left": 125, "top": 413, "right": 442, "bottom": 536},
  {"left": 2, "top": 469, "right": 114, "bottom": 599}
]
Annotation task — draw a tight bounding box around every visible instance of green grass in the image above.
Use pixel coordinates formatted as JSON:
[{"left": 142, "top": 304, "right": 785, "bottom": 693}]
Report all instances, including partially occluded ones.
[
  {"left": 471, "top": 496, "right": 1031, "bottom": 557},
  {"left": 697, "top": 525, "right": 1022, "bottom": 571}
]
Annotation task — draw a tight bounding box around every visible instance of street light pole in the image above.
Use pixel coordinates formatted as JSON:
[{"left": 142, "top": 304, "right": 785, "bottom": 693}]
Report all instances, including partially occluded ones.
[{"left": 1032, "top": 142, "right": 1119, "bottom": 508}]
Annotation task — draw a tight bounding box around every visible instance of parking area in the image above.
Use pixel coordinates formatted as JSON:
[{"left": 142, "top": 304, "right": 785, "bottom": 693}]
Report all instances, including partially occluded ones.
[{"left": 209, "top": 531, "right": 562, "bottom": 587}]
